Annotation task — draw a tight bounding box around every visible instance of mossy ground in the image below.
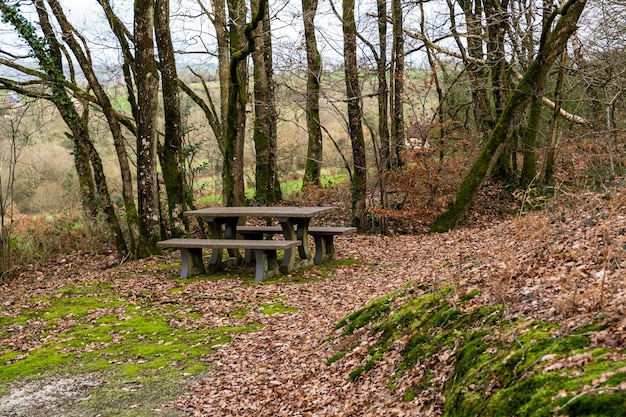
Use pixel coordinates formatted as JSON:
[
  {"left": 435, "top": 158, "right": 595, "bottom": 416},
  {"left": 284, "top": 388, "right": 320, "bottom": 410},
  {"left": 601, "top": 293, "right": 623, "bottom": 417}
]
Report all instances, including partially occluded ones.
[
  {"left": 0, "top": 269, "right": 301, "bottom": 416},
  {"left": 331, "top": 286, "right": 626, "bottom": 416}
]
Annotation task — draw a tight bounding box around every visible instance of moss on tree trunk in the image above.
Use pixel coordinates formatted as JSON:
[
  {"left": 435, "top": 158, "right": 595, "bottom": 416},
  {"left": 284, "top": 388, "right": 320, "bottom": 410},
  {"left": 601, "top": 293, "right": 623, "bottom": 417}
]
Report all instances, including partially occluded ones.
[{"left": 430, "top": 0, "right": 587, "bottom": 233}]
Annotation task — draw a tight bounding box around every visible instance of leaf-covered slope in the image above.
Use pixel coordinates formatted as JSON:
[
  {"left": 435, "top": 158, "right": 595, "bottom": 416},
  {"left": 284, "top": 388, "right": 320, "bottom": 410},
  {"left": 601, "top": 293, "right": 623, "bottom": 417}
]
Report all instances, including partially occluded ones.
[{"left": 331, "top": 286, "right": 626, "bottom": 416}]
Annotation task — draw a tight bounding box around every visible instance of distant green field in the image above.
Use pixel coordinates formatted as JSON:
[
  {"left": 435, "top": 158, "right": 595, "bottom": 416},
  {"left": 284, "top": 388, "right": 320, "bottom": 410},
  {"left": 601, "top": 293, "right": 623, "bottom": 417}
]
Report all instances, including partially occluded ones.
[{"left": 195, "top": 170, "right": 349, "bottom": 206}]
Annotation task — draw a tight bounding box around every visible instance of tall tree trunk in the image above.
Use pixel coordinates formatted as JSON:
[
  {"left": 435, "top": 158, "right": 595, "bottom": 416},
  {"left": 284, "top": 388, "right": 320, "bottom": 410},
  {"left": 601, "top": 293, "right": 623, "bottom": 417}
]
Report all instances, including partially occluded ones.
[
  {"left": 252, "top": 0, "right": 281, "bottom": 204},
  {"left": 542, "top": 51, "right": 568, "bottom": 186},
  {"left": 453, "top": 0, "right": 494, "bottom": 130},
  {"left": 213, "top": 0, "right": 230, "bottom": 137},
  {"left": 485, "top": 0, "right": 509, "bottom": 117},
  {"left": 376, "top": 0, "right": 390, "bottom": 234},
  {"left": 342, "top": 0, "right": 367, "bottom": 231},
  {"left": 134, "top": 0, "right": 161, "bottom": 253},
  {"left": 262, "top": 6, "right": 282, "bottom": 204},
  {"left": 430, "top": 0, "right": 588, "bottom": 232},
  {"left": 302, "top": 0, "right": 323, "bottom": 188},
  {"left": 223, "top": 0, "right": 267, "bottom": 207},
  {"left": 485, "top": 0, "right": 517, "bottom": 183},
  {"left": 155, "top": 0, "right": 188, "bottom": 237},
  {"left": 223, "top": 0, "right": 248, "bottom": 207},
  {"left": 520, "top": 0, "right": 558, "bottom": 188},
  {"left": 376, "top": 0, "right": 390, "bottom": 168},
  {"left": 390, "top": 0, "right": 405, "bottom": 168},
  {"left": 519, "top": 93, "right": 543, "bottom": 187}
]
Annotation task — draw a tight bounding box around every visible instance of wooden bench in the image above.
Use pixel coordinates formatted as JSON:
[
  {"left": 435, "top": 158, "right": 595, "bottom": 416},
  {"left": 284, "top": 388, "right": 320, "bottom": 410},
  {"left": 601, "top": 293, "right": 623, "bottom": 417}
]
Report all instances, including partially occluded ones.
[
  {"left": 157, "top": 238, "right": 301, "bottom": 282},
  {"left": 237, "top": 225, "right": 356, "bottom": 265}
]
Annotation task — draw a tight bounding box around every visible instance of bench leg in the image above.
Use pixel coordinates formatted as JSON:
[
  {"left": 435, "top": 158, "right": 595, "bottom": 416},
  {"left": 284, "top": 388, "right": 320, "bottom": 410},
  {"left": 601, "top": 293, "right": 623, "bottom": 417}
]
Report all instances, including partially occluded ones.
[
  {"left": 179, "top": 248, "right": 206, "bottom": 278},
  {"left": 313, "top": 235, "right": 335, "bottom": 265},
  {"left": 252, "top": 249, "right": 279, "bottom": 282}
]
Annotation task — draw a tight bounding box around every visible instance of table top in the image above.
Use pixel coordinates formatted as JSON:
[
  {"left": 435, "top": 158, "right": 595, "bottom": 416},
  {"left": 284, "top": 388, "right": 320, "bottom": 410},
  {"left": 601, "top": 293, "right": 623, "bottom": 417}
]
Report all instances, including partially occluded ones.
[{"left": 184, "top": 206, "right": 335, "bottom": 219}]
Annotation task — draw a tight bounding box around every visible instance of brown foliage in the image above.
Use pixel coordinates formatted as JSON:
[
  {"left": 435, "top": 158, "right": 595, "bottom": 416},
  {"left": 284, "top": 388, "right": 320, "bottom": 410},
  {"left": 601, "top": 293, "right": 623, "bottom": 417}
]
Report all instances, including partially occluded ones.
[{"left": 370, "top": 123, "right": 479, "bottom": 232}]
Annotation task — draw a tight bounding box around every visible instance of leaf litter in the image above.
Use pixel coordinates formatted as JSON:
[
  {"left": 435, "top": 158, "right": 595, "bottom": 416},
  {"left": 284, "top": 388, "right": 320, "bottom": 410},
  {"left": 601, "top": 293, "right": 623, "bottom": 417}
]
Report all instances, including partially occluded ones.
[{"left": 1, "top": 187, "right": 626, "bottom": 416}]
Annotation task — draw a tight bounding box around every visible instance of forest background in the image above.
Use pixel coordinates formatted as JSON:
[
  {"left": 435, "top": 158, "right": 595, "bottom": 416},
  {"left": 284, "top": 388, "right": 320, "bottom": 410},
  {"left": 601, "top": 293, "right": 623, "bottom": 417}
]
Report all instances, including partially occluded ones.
[{"left": 0, "top": 0, "right": 622, "bottom": 278}]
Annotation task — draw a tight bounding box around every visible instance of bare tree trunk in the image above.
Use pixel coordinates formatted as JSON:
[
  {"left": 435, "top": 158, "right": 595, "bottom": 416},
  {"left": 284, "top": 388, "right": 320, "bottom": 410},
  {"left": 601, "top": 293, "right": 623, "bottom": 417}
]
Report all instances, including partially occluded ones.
[
  {"left": 135, "top": 0, "right": 161, "bottom": 253},
  {"left": 390, "top": 0, "right": 404, "bottom": 168},
  {"left": 213, "top": 0, "right": 230, "bottom": 134},
  {"left": 302, "top": 0, "right": 323, "bottom": 188},
  {"left": 542, "top": 51, "right": 567, "bottom": 186},
  {"left": 430, "top": 0, "right": 588, "bottom": 232},
  {"left": 343, "top": 0, "right": 367, "bottom": 230},
  {"left": 376, "top": 0, "right": 389, "bottom": 234},
  {"left": 520, "top": 1, "right": 560, "bottom": 188},
  {"left": 485, "top": 0, "right": 517, "bottom": 183},
  {"left": 252, "top": 0, "right": 281, "bottom": 204},
  {"left": 261, "top": 6, "right": 282, "bottom": 203},
  {"left": 224, "top": 0, "right": 248, "bottom": 207},
  {"left": 155, "top": 0, "right": 188, "bottom": 237}
]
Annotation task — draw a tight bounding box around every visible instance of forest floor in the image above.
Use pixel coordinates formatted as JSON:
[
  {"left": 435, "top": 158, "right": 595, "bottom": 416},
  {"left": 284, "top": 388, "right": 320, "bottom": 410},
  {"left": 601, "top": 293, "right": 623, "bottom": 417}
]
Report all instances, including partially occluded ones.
[{"left": 1, "top": 185, "right": 626, "bottom": 416}]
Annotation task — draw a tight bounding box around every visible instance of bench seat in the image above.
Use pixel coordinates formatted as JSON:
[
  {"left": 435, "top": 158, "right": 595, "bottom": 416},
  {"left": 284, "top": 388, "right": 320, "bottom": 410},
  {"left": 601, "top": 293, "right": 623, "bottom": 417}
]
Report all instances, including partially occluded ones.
[
  {"left": 157, "top": 238, "right": 301, "bottom": 282},
  {"left": 237, "top": 226, "right": 356, "bottom": 264}
]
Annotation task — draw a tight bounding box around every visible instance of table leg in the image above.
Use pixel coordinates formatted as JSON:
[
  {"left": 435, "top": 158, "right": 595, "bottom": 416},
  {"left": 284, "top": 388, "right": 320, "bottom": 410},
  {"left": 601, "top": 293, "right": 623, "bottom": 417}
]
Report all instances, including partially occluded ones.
[
  {"left": 223, "top": 218, "right": 242, "bottom": 263},
  {"left": 204, "top": 216, "right": 241, "bottom": 266},
  {"left": 179, "top": 248, "right": 205, "bottom": 278},
  {"left": 277, "top": 217, "right": 296, "bottom": 273},
  {"left": 277, "top": 217, "right": 312, "bottom": 273},
  {"left": 206, "top": 218, "right": 223, "bottom": 266},
  {"left": 294, "top": 219, "right": 311, "bottom": 260}
]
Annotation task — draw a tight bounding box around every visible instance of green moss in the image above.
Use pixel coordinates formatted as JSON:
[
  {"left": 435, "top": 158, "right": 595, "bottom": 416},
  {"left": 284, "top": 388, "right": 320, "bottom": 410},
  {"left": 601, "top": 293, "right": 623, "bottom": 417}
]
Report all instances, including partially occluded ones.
[
  {"left": 335, "top": 291, "right": 396, "bottom": 335},
  {"left": 327, "top": 352, "right": 346, "bottom": 366},
  {"left": 333, "top": 287, "right": 468, "bottom": 382},
  {"left": 564, "top": 393, "right": 626, "bottom": 416},
  {"left": 0, "top": 279, "right": 267, "bottom": 416},
  {"left": 403, "top": 387, "right": 416, "bottom": 402},
  {"left": 260, "top": 302, "right": 298, "bottom": 315},
  {"left": 330, "top": 285, "right": 626, "bottom": 416},
  {"left": 350, "top": 351, "right": 385, "bottom": 382},
  {"left": 459, "top": 289, "right": 481, "bottom": 303},
  {"left": 445, "top": 321, "right": 625, "bottom": 417},
  {"left": 228, "top": 307, "right": 251, "bottom": 319}
]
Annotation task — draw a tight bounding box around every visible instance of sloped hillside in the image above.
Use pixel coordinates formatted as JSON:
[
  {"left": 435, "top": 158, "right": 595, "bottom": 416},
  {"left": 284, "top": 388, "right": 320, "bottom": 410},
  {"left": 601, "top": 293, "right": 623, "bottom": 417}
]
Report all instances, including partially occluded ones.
[{"left": 322, "top": 187, "right": 626, "bottom": 416}]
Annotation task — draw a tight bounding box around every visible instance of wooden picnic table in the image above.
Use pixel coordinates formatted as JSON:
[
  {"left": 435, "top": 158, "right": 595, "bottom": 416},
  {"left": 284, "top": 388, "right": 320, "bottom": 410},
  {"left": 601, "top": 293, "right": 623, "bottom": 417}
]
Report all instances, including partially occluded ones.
[{"left": 183, "top": 206, "right": 335, "bottom": 273}]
